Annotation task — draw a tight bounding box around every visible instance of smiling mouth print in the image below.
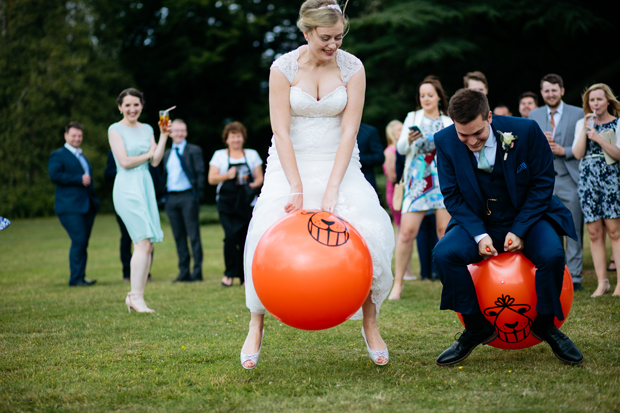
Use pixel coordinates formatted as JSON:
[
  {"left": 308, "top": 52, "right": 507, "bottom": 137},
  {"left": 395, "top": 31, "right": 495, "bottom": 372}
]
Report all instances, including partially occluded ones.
[
  {"left": 483, "top": 294, "right": 534, "bottom": 343},
  {"left": 303, "top": 211, "right": 350, "bottom": 247}
]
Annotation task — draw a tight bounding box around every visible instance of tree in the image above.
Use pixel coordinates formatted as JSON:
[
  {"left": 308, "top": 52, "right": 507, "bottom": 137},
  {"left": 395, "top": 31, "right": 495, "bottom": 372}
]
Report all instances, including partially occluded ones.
[{"left": 0, "top": 0, "right": 132, "bottom": 217}]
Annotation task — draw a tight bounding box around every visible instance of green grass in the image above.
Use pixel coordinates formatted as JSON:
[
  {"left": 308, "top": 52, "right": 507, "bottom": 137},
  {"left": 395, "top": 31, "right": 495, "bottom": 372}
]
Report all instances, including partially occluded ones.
[{"left": 0, "top": 215, "right": 619, "bottom": 412}]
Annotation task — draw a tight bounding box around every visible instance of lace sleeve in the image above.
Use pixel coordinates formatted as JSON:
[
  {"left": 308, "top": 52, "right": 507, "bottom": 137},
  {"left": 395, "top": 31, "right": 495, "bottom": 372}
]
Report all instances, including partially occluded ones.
[
  {"left": 270, "top": 49, "right": 300, "bottom": 84},
  {"left": 336, "top": 49, "right": 363, "bottom": 86}
]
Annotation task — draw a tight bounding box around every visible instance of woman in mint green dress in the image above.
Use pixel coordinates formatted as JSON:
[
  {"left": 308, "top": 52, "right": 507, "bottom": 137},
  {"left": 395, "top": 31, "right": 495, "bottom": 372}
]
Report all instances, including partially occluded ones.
[{"left": 109, "top": 88, "right": 170, "bottom": 313}]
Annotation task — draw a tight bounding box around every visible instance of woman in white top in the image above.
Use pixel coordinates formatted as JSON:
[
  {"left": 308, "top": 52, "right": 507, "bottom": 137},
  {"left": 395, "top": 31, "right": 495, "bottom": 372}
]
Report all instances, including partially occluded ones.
[
  {"left": 390, "top": 76, "right": 453, "bottom": 300},
  {"left": 572, "top": 83, "right": 620, "bottom": 297},
  {"left": 208, "top": 121, "right": 263, "bottom": 287},
  {"left": 239, "top": 0, "right": 394, "bottom": 369}
]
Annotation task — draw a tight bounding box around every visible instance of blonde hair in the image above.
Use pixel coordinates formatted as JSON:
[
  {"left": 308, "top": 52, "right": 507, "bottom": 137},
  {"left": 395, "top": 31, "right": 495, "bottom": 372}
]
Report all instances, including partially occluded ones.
[
  {"left": 385, "top": 120, "right": 403, "bottom": 146},
  {"left": 297, "top": 0, "right": 349, "bottom": 35},
  {"left": 582, "top": 83, "right": 620, "bottom": 117}
]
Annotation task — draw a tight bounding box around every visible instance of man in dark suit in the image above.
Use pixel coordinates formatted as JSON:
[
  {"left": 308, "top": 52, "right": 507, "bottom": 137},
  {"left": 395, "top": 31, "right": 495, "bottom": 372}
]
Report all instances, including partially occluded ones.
[
  {"left": 433, "top": 89, "right": 583, "bottom": 366},
  {"left": 48, "top": 122, "right": 100, "bottom": 287},
  {"left": 161, "top": 119, "right": 205, "bottom": 282},
  {"left": 356, "top": 123, "right": 385, "bottom": 192},
  {"left": 528, "top": 74, "right": 585, "bottom": 291}
]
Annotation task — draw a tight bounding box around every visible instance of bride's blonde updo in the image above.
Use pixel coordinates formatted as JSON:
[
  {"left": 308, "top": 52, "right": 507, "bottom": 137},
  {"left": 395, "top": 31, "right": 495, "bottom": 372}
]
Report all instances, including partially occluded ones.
[{"left": 296, "top": 0, "right": 349, "bottom": 35}]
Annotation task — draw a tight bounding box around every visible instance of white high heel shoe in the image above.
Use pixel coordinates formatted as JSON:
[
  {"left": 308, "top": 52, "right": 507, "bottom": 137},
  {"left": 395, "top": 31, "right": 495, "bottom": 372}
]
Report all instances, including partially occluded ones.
[
  {"left": 362, "top": 327, "right": 389, "bottom": 366},
  {"left": 240, "top": 324, "right": 264, "bottom": 370},
  {"left": 125, "top": 293, "right": 155, "bottom": 313}
]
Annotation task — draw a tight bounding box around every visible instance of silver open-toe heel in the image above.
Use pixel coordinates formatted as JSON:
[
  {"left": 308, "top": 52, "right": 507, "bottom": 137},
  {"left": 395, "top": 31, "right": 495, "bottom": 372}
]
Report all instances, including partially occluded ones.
[
  {"left": 240, "top": 324, "right": 264, "bottom": 370},
  {"left": 361, "top": 327, "right": 389, "bottom": 366}
]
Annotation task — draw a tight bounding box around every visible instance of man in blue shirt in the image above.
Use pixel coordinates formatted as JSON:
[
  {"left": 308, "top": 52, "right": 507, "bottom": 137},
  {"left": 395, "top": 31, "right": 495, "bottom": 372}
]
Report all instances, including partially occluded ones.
[
  {"left": 48, "top": 122, "right": 99, "bottom": 286},
  {"left": 161, "top": 119, "right": 205, "bottom": 282}
]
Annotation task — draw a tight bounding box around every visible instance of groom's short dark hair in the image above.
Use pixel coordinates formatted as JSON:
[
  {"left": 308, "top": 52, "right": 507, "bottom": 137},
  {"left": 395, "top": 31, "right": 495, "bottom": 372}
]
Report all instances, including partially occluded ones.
[{"left": 448, "top": 89, "right": 490, "bottom": 124}]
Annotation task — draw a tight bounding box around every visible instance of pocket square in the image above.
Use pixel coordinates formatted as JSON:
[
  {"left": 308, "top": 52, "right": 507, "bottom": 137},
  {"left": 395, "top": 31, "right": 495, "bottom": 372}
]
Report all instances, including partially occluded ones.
[{"left": 516, "top": 162, "right": 527, "bottom": 174}]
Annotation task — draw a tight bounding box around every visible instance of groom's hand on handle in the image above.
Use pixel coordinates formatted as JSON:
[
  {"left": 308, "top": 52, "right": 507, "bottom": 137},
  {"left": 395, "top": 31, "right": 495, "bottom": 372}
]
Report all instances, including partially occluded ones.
[
  {"left": 504, "top": 232, "right": 523, "bottom": 252},
  {"left": 479, "top": 236, "right": 497, "bottom": 260}
]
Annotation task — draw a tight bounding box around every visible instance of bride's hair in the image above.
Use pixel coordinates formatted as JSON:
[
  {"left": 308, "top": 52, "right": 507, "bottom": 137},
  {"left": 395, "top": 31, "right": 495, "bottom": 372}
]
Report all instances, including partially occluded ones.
[{"left": 297, "top": 0, "right": 349, "bottom": 35}]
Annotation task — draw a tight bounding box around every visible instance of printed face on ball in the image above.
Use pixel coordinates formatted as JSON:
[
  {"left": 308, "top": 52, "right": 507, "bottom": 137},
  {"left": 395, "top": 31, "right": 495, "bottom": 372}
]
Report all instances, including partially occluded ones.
[{"left": 303, "top": 211, "right": 350, "bottom": 247}]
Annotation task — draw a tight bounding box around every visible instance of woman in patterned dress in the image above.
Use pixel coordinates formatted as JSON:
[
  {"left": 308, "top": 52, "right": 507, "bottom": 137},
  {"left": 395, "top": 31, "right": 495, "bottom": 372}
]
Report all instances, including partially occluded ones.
[
  {"left": 390, "top": 76, "right": 452, "bottom": 300},
  {"left": 573, "top": 83, "right": 620, "bottom": 297}
]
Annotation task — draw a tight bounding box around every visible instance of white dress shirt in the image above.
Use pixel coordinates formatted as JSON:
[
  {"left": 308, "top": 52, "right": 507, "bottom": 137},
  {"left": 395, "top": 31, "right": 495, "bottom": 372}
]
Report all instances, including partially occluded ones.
[
  {"left": 166, "top": 140, "right": 192, "bottom": 192},
  {"left": 474, "top": 125, "right": 496, "bottom": 244},
  {"left": 64, "top": 143, "right": 90, "bottom": 176}
]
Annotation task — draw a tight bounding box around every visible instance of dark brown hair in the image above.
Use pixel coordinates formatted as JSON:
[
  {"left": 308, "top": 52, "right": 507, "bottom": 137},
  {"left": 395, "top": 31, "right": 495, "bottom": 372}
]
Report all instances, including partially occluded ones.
[
  {"left": 518, "top": 91, "right": 538, "bottom": 106},
  {"left": 540, "top": 74, "right": 563, "bottom": 90},
  {"left": 221, "top": 121, "right": 247, "bottom": 144},
  {"left": 65, "top": 121, "right": 83, "bottom": 133},
  {"left": 116, "top": 88, "right": 145, "bottom": 106},
  {"left": 463, "top": 71, "right": 488, "bottom": 89},
  {"left": 416, "top": 75, "right": 449, "bottom": 115},
  {"left": 448, "top": 89, "right": 490, "bottom": 124}
]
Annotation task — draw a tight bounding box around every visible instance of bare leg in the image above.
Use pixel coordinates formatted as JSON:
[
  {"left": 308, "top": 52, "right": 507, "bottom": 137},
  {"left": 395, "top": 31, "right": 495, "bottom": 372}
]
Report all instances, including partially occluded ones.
[
  {"left": 128, "top": 239, "right": 154, "bottom": 311},
  {"left": 391, "top": 211, "right": 425, "bottom": 299},
  {"left": 588, "top": 220, "right": 609, "bottom": 297},
  {"left": 604, "top": 218, "right": 620, "bottom": 296},
  {"left": 361, "top": 292, "right": 387, "bottom": 363},
  {"left": 434, "top": 208, "right": 451, "bottom": 240},
  {"left": 241, "top": 312, "right": 265, "bottom": 366},
  {"left": 395, "top": 224, "right": 415, "bottom": 279}
]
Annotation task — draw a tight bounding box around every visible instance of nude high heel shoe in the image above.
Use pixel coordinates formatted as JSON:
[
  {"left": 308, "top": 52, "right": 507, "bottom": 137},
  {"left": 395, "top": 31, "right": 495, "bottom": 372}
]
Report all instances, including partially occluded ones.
[
  {"left": 240, "top": 324, "right": 264, "bottom": 370},
  {"left": 591, "top": 279, "right": 610, "bottom": 298},
  {"left": 125, "top": 293, "right": 155, "bottom": 313},
  {"left": 362, "top": 327, "right": 389, "bottom": 366}
]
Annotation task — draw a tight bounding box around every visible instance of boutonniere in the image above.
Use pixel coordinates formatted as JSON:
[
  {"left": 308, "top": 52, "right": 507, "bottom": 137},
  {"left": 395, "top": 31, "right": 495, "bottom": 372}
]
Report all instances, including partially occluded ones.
[{"left": 498, "top": 131, "right": 518, "bottom": 161}]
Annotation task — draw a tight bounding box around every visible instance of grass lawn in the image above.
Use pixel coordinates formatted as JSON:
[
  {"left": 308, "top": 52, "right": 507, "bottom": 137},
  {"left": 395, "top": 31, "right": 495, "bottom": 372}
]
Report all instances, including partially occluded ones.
[{"left": 0, "top": 214, "right": 618, "bottom": 412}]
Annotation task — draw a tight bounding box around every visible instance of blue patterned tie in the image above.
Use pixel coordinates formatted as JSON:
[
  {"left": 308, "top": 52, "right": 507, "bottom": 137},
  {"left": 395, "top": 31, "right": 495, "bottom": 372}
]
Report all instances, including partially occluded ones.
[
  {"left": 477, "top": 148, "right": 492, "bottom": 173},
  {"left": 175, "top": 147, "right": 194, "bottom": 181}
]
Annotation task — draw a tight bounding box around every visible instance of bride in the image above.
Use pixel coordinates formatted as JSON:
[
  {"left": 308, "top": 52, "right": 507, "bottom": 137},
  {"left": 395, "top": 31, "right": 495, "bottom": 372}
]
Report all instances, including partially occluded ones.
[{"left": 240, "top": 0, "right": 395, "bottom": 369}]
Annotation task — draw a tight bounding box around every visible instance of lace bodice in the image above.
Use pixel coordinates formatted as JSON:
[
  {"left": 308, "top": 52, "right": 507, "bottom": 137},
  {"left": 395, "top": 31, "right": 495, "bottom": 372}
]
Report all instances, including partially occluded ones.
[{"left": 269, "top": 47, "right": 363, "bottom": 156}]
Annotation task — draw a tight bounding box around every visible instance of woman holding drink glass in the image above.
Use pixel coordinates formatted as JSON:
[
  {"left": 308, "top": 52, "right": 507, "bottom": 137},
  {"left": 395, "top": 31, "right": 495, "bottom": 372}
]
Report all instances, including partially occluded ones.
[
  {"left": 572, "top": 83, "right": 620, "bottom": 297},
  {"left": 108, "top": 88, "right": 170, "bottom": 312}
]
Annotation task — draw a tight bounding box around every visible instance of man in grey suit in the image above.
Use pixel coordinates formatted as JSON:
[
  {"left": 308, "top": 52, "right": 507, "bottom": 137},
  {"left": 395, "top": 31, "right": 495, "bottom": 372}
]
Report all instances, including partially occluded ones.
[
  {"left": 162, "top": 119, "right": 205, "bottom": 283},
  {"left": 528, "top": 74, "right": 585, "bottom": 290}
]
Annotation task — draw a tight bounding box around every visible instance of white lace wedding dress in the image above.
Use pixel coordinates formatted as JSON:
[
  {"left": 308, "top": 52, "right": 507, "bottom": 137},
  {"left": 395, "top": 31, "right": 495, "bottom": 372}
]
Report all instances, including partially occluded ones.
[{"left": 244, "top": 46, "right": 394, "bottom": 320}]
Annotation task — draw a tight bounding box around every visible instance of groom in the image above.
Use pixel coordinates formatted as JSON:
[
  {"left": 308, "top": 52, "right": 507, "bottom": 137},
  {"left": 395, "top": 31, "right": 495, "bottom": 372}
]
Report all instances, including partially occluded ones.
[{"left": 432, "top": 89, "right": 583, "bottom": 365}]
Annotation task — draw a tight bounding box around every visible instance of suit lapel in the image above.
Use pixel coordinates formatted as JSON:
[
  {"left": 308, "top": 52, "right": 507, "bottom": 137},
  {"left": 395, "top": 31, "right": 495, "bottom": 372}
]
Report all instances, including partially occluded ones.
[
  {"left": 555, "top": 108, "right": 569, "bottom": 146},
  {"left": 62, "top": 147, "right": 85, "bottom": 172},
  {"left": 453, "top": 139, "right": 484, "bottom": 207},
  {"left": 493, "top": 124, "right": 518, "bottom": 207}
]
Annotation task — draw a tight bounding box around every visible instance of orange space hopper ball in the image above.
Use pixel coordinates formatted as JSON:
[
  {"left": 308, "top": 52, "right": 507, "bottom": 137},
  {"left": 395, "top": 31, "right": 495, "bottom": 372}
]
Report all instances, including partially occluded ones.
[
  {"left": 458, "top": 252, "right": 574, "bottom": 350},
  {"left": 252, "top": 210, "right": 373, "bottom": 331}
]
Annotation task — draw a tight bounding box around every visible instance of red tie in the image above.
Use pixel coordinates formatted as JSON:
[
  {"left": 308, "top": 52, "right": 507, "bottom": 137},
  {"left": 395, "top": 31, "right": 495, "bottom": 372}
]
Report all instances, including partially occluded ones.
[{"left": 549, "top": 110, "right": 556, "bottom": 130}]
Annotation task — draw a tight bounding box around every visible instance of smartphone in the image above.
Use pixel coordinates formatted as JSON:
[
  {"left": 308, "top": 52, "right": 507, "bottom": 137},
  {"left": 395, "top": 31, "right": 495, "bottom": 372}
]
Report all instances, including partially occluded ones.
[{"left": 409, "top": 126, "right": 421, "bottom": 134}]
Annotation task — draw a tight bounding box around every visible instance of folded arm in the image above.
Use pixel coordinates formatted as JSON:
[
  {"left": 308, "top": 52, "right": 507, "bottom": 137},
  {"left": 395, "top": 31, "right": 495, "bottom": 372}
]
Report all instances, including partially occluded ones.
[{"left": 509, "top": 121, "right": 555, "bottom": 238}]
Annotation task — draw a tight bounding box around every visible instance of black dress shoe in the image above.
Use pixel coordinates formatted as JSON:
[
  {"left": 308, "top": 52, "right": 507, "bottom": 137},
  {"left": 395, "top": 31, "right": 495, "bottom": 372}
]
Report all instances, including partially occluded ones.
[
  {"left": 436, "top": 322, "right": 497, "bottom": 366},
  {"left": 172, "top": 274, "right": 190, "bottom": 283},
  {"left": 70, "top": 279, "right": 97, "bottom": 287},
  {"left": 573, "top": 282, "right": 583, "bottom": 291},
  {"left": 532, "top": 325, "right": 584, "bottom": 365}
]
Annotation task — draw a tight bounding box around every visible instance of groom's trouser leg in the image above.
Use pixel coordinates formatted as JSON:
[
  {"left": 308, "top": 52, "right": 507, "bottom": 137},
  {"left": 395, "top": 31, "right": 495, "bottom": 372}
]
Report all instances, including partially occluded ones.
[
  {"left": 522, "top": 219, "right": 566, "bottom": 320},
  {"left": 433, "top": 225, "right": 484, "bottom": 315}
]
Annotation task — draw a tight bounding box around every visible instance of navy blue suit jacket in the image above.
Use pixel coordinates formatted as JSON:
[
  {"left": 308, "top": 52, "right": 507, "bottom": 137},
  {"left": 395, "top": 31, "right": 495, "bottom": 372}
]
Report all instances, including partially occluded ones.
[
  {"left": 435, "top": 115, "right": 577, "bottom": 241},
  {"left": 49, "top": 147, "right": 99, "bottom": 215},
  {"left": 356, "top": 123, "right": 385, "bottom": 189}
]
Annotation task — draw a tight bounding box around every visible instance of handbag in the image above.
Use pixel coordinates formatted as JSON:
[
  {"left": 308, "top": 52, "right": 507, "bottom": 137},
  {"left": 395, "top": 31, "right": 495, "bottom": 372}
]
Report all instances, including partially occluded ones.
[
  {"left": 392, "top": 177, "right": 405, "bottom": 212},
  {"left": 599, "top": 129, "right": 618, "bottom": 165}
]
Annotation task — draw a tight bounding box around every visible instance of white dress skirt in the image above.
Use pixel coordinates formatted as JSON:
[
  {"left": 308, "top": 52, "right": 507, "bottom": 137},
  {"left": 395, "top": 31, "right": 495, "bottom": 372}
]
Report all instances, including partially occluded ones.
[{"left": 244, "top": 47, "right": 394, "bottom": 320}]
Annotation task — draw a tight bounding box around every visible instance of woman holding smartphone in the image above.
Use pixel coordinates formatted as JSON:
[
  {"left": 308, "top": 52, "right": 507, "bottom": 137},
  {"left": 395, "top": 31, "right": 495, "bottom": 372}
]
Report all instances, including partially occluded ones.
[{"left": 390, "top": 76, "right": 452, "bottom": 300}]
